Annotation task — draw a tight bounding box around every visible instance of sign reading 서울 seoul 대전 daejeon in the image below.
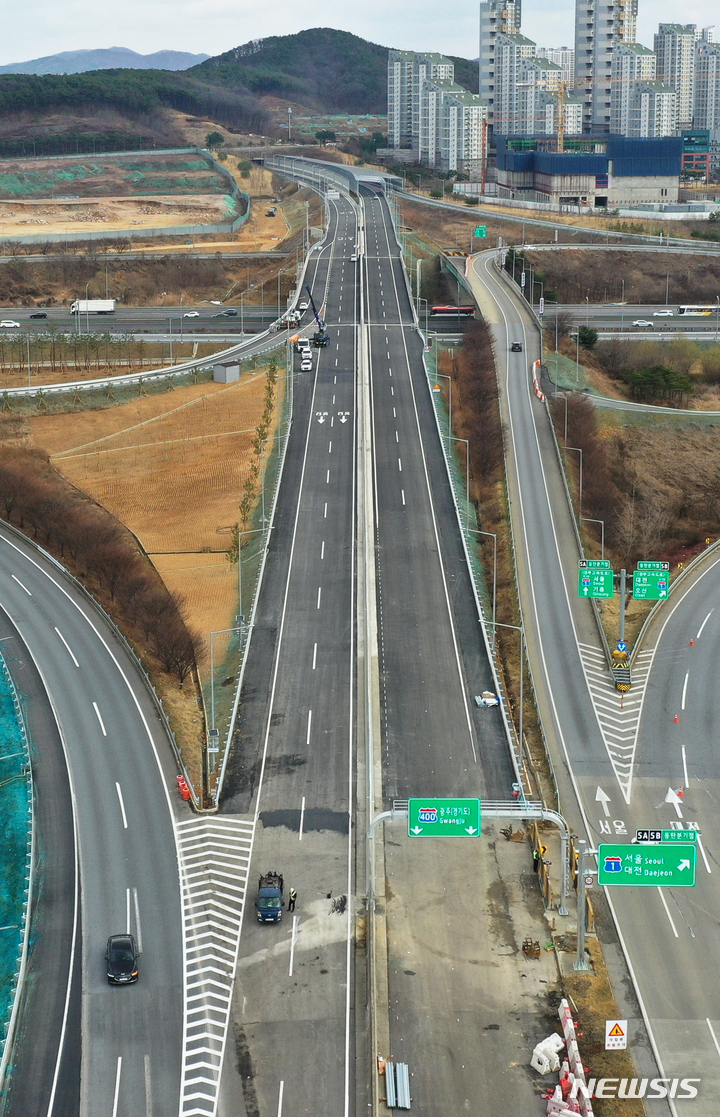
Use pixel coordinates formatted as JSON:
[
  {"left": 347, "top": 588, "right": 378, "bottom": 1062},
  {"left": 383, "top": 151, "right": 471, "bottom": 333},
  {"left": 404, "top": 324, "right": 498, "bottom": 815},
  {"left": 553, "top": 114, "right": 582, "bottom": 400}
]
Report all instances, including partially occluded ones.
[
  {"left": 407, "top": 798, "right": 481, "bottom": 837},
  {"left": 578, "top": 559, "right": 614, "bottom": 599},
  {"left": 598, "top": 842, "right": 696, "bottom": 886}
]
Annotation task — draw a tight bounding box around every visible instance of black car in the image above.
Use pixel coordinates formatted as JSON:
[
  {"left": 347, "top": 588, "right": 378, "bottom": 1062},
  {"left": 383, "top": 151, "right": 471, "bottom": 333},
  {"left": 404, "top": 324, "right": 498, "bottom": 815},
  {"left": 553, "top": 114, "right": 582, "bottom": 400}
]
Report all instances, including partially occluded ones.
[
  {"left": 106, "top": 933, "right": 139, "bottom": 984},
  {"left": 510, "top": 342, "right": 523, "bottom": 352},
  {"left": 29, "top": 312, "right": 48, "bottom": 319},
  {"left": 213, "top": 309, "right": 238, "bottom": 317}
]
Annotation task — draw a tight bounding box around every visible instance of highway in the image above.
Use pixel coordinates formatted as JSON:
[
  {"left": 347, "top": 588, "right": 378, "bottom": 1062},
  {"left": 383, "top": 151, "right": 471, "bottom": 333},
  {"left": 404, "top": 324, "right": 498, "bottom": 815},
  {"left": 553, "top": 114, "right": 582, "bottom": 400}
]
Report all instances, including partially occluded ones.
[
  {"left": 0, "top": 305, "right": 282, "bottom": 336},
  {"left": 469, "top": 247, "right": 720, "bottom": 1114},
  {"left": 0, "top": 527, "right": 185, "bottom": 1117},
  {"left": 216, "top": 190, "right": 358, "bottom": 1116}
]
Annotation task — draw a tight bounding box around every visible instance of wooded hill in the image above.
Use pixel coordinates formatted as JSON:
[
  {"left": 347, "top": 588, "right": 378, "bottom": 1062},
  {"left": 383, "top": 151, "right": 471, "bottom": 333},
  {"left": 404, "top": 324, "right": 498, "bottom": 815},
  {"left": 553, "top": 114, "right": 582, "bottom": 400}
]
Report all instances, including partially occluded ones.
[{"left": 0, "top": 29, "right": 478, "bottom": 156}]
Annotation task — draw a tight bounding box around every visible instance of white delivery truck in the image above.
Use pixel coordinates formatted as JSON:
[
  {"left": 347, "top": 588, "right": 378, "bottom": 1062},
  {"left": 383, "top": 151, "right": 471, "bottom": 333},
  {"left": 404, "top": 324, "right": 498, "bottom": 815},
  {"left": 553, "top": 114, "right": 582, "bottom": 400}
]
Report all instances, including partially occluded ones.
[{"left": 70, "top": 299, "right": 116, "bottom": 315}]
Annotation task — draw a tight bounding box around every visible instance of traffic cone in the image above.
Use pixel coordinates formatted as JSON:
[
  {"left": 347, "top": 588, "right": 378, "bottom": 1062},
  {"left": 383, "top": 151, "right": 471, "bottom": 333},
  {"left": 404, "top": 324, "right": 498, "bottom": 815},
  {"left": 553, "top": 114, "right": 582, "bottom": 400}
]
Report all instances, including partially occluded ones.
[
  {"left": 677, "top": 787, "right": 684, "bottom": 798},
  {"left": 690, "top": 639, "right": 694, "bottom": 646},
  {"left": 674, "top": 714, "right": 679, "bottom": 723}
]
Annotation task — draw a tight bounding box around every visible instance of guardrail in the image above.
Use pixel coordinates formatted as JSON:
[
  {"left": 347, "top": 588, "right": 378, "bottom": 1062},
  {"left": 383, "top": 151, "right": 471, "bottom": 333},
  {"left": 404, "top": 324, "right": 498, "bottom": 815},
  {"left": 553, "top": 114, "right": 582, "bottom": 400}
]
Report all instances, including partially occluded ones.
[{"left": 0, "top": 653, "right": 34, "bottom": 1095}]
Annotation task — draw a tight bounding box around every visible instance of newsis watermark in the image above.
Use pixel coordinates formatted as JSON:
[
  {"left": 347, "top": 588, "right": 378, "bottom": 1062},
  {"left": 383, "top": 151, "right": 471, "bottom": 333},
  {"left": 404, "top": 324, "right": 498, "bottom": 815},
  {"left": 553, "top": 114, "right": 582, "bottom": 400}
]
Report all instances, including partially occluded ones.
[{"left": 568, "top": 1078, "right": 700, "bottom": 1100}]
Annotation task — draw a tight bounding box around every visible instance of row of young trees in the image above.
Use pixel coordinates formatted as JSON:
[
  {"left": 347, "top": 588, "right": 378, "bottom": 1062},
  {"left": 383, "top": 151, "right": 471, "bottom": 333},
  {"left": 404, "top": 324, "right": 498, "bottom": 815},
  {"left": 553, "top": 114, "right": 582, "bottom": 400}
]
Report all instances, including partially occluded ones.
[
  {"left": 0, "top": 446, "right": 203, "bottom": 683},
  {"left": 452, "top": 319, "right": 505, "bottom": 489},
  {"left": 227, "top": 358, "right": 280, "bottom": 563}
]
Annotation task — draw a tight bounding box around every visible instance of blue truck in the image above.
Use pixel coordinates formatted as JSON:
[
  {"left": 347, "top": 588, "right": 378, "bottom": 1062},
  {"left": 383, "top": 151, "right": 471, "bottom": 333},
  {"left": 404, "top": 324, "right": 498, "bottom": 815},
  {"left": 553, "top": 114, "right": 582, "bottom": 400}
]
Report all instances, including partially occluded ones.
[{"left": 255, "top": 871, "right": 285, "bottom": 923}]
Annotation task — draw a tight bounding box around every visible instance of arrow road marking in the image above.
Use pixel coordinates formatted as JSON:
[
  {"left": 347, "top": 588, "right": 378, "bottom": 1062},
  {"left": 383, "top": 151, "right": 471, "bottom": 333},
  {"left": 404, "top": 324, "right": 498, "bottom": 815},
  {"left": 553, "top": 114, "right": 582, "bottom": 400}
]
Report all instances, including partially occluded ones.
[
  {"left": 338, "top": 411, "right": 349, "bottom": 422},
  {"left": 665, "top": 787, "right": 684, "bottom": 818},
  {"left": 315, "top": 412, "right": 328, "bottom": 423},
  {"left": 595, "top": 786, "right": 611, "bottom": 817}
]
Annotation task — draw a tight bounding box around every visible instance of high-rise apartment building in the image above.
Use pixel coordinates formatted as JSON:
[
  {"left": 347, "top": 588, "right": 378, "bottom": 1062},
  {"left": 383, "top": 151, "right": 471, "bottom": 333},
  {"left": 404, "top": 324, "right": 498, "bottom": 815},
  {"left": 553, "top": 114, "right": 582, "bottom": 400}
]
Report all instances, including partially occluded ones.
[
  {"left": 610, "top": 43, "right": 656, "bottom": 135},
  {"left": 575, "top": 0, "right": 638, "bottom": 132},
  {"left": 654, "top": 24, "right": 696, "bottom": 129},
  {"left": 479, "top": 0, "right": 522, "bottom": 124},
  {"left": 535, "top": 46, "right": 575, "bottom": 85},
  {"left": 628, "top": 81, "right": 677, "bottom": 136},
  {"left": 693, "top": 37, "right": 720, "bottom": 145},
  {"left": 494, "top": 32, "right": 536, "bottom": 135},
  {"left": 387, "top": 50, "right": 488, "bottom": 174}
]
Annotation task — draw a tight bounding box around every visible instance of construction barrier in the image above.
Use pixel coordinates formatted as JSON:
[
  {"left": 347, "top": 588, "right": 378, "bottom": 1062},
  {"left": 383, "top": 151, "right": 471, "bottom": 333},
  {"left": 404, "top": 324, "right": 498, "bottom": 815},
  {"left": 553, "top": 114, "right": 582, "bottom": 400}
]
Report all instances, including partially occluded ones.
[
  {"left": 532, "top": 359, "right": 546, "bottom": 402},
  {"left": 530, "top": 821, "right": 553, "bottom": 910}
]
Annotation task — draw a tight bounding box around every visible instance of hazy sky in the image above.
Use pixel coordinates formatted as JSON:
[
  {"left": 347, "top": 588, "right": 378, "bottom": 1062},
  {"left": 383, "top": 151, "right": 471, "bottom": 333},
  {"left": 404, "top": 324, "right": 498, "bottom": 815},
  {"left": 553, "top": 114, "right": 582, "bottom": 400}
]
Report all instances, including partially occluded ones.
[{"left": 0, "top": 0, "right": 717, "bottom": 67}]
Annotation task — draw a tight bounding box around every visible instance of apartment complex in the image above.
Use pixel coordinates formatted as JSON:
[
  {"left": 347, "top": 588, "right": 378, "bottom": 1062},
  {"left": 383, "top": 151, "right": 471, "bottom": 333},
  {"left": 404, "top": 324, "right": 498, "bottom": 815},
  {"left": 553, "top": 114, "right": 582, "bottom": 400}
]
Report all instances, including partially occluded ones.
[
  {"left": 387, "top": 50, "right": 488, "bottom": 175},
  {"left": 535, "top": 46, "right": 575, "bottom": 85},
  {"left": 694, "top": 38, "right": 720, "bottom": 145},
  {"left": 479, "top": 0, "right": 522, "bottom": 124},
  {"left": 610, "top": 43, "right": 662, "bottom": 135},
  {"left": 654, "top": 24, "right": 696, "bottom": 129},
  {"left": 574, "top": 0, "right": 638, "bottom": 131}
]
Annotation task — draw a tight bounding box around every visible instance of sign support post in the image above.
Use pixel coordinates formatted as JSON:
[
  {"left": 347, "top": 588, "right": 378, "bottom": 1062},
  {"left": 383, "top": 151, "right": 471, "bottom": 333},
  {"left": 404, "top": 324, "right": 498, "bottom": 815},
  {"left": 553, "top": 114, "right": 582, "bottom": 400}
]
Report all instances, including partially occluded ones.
[{"left": 574, "top": 839, "right": 590, "bottom": 971}]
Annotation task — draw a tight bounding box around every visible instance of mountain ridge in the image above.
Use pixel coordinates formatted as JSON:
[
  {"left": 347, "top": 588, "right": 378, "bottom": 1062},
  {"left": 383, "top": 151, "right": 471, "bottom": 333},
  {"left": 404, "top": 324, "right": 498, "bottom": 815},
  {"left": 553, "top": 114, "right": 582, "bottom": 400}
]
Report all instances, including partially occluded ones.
[{"left": 0, "top": 47, "right": 210, "bottom": 76}]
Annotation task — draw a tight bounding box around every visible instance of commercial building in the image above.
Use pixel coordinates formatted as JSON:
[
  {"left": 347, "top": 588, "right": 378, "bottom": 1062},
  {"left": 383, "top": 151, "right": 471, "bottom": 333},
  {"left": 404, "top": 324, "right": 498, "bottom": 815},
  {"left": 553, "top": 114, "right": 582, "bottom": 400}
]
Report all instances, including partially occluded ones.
[
  {"left": 495, "top": 134, "right": 682, "bottom": 205},
  {"left": 479, "top": 0, "right": 522, "bottom": 124},
  {"left": 610, "top": 43, "right": 656, "bottom": 136},
  {"left": 535, "top": 46, "right": 575, "bottom": 85},
  {"left": 654, "top": 24, "right": 696, "bottom": 129},
  {"left": 681, "top": 129, "right": 711, "bottom": 180},
  {"left": 574, "top": 0, "right": 638, "bottom": 132}
]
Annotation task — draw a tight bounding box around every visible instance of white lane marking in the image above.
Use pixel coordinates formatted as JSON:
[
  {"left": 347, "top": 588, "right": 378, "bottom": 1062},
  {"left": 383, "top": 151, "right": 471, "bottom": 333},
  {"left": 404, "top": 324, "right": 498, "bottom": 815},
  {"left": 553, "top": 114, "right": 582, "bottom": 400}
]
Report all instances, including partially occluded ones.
[
  {"left": 144, "top": 1054, "right": 153, "bottom": 1117},
  {"left": 657, "top": 887, "right": 678, "bottom": 937},
  {"left": 324, "top": 503, "right": 328, "bottom": 518},
  {"left": 116, "top": 783, "right": 128, "bottom": 829},
  {"left": 112, "top": 1057, "right": 123, "bottom": 1117},
  {"left": 93, "top": 701, "right": 107, "bottom": 737},
  {"left": 133, "top": 887, "right": 143, "bottom": 952},
  {"left": 390, "top": 386, "right": 394, "bottom": 396},
  {"left": 393, "top": 407, "right": 396, "bottom": 417},
  {"left": 317, "top": 587, "right": 322, "bottom": 609},
  {"left": 707, "top": 1020, "right": 720, "bottom": 1061},
  {"left": 334, "top": 375, "right": 337, "bottom": 383},
  {"left": 698, "top": 834, "right": 712, "bottom": 874},
  {"left": 682, "top": 745, "right": 689, "bottom": 789},
  {"left": 11, "top": 574, "right": 31, "bottom": 596},
  {"left": 321, "top": 541, "right": 325, "bottom": 560},
  {"left": 401, "top": 490, "right": 406, "bottom": 506},
  {"left": 306, "top": 709, "right": 312, "bottom": 745},
  {"left": 697, "top": 610, "right": 713, "bottom": 640},
  {"left": 328, "top": 441, "right": 332, "bottom": 454},
  {"left": 277, "top": 1081, "right": 284, "bottom": 1117},
  {"left": 126, "top": 887, "right": 131, "bottom": 935},
  {"left": 398, "top": 458, "right": 402, "bottom": 472},
  {"left": 331, "top": 416, "right": 334, "bottom": 428},
  {"left": 388, "top": 370, "right": 392, "bottom": 377},
  {"left": 312, "top": 643, "right": 317, "bottom": 670},
  {"left": 681, "top": 672, "right": 689, "bottom": 710},
  {"left": 395, "top": 431, "right": 399, "bottom": 442},
  {"left": 326, "top": 470, "right": 330, "bottom": 484},
  {"left": 55, "top": 627, "right": 79, "bottom": 667},
  {"left": 288, "top": 916, "right": 299, "bottom": 976},
  {"left": 299, "top": 797, "right": 306, "bottom": 841}
]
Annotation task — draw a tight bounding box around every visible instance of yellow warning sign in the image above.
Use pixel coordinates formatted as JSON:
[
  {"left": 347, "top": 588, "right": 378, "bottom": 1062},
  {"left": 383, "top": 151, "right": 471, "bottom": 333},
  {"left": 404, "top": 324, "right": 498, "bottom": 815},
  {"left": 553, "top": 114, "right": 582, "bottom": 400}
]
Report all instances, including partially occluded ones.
[{"left": 605, "top": 1019, "right": 628, "bottom": 1049}]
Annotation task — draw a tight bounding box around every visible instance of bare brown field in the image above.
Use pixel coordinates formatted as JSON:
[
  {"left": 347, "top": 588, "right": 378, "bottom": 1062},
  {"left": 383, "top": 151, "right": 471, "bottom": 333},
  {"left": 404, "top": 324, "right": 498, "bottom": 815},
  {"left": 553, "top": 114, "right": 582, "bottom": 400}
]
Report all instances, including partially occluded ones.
[
  {"left": 31, "top": 369, "right": 273, "bottom": 642},
  {"left": 0, "top": 194, "right": 232, "bottom": 237}
]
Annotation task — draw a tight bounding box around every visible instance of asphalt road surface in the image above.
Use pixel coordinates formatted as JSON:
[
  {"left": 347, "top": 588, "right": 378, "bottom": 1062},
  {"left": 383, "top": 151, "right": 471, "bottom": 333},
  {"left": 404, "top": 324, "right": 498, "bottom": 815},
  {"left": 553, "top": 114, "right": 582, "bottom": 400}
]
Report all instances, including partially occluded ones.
[
  {"left": 0, "top": 526, "right": 184, "bottom": 1117},
  {"left": 218, "top": 192, "right": 358, "bottom": 1117},
  {"left": 470, "top": 247, "right": 720, "bottom": 1116}
]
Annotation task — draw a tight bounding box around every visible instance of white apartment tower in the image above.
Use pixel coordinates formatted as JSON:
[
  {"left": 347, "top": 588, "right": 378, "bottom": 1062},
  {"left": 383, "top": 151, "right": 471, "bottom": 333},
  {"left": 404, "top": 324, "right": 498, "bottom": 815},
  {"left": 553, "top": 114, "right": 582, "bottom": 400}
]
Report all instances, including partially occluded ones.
[
  {"left": 535, "top": 46, "right": 575, "bottom": 85},
  {"left": 610, "top": 42, "right": 656, "bottom": 135},
  {"left": 494, "top": 32, "right": 536, "bottom": 134},
  {"left": 654, "top": 24, "right": 696, "bottom": 129},
  {"left": 388, "top": 51, "right": 415, "bottom": 149},
  {"left": 628, "top": 81, "right": 677, "bottom": 136},
  {"left": 575, "top": 0, "right": 638, "bottom": 131},
  {"left": 479, "top": 0, "right": 522, "bottom": 124},
  {"left": 694, "top": 37, "right": 720, "bottom": 143}
]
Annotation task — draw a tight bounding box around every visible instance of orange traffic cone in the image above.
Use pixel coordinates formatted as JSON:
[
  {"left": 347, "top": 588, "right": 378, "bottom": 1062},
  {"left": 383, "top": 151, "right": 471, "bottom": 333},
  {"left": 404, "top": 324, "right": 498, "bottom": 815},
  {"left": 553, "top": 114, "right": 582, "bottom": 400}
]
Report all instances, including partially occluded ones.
[
  {"left": 690, "top": 639, "right": 695, "bottom": 646},
  {"left": 674, "top": 714, "right": 679, "bottom": 723},
  {"left": 677, "top": 787, "right": 684, "bottom": 798}
]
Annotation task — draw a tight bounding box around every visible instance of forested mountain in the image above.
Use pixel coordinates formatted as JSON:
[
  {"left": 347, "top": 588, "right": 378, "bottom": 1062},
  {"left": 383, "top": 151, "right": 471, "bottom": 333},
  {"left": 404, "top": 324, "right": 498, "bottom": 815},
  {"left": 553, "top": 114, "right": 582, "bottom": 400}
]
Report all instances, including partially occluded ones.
[{"left": 0, "top": 48, "right": 210, "bottom": 75}]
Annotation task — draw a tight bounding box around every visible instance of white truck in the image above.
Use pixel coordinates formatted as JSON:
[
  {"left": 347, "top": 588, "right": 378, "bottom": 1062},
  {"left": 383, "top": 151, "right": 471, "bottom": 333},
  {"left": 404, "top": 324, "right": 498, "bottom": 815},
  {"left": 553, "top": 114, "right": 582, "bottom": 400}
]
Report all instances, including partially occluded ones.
[{"left": 70, "top": 299, "right": 116, "bottom": 315}]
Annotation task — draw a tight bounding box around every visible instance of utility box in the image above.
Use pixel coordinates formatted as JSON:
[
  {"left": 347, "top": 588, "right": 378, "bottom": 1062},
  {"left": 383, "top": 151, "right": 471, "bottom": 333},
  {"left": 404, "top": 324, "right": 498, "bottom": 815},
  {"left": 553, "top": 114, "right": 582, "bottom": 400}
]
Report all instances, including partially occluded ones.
[{"left": 213, "top": 361, "right": 240, "bottom": 383}]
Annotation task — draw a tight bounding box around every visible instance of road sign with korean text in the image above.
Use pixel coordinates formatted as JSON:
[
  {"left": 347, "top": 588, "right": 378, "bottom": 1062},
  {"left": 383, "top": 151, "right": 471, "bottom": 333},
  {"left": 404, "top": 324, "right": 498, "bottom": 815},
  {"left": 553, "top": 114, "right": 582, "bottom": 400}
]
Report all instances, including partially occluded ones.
[
  {"left": 598, "top": 842, "right": 696, "bottom": 886},
  {"left": 407, "top": 798, "right": 481, "bottom": 837},
  {"left": 633, "top": 560, "right": 670, "bottom": 600},
  {"left": 578, "top": 559, "right": 614, "bottom": 599}
]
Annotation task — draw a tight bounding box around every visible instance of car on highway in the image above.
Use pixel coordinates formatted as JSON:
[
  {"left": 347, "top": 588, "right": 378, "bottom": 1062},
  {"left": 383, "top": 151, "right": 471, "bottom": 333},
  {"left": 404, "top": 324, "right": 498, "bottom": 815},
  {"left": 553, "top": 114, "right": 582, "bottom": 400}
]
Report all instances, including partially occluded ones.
[
  {"left": 510, "top": 341, "right": 523, "bottom": 352},
  {"left": 0, "top": 321, "right": 20, "bottom": 328},
  {"left": 213, "top": 309, "right": 238, "bottom": 317},
  {"left": 105, "top": 933, "right": 139, "bottom": 985},
  {"left": 29, "top": 312, "right": 48, "bottom": 319},
  {"left": 183, "top": 311, "right": 200, "bottom": 318},
  {"left": 298, "top": 301, "right": 309, "bottom": 311},
  {"left": 300, "top": 358, "right": 313, "bottom": 371},
  {"left": 653, "top": 310, "right": 673, "bottom": 316},
  {"left": 632, "top": 319, "right": 654, "bottom": 328}
]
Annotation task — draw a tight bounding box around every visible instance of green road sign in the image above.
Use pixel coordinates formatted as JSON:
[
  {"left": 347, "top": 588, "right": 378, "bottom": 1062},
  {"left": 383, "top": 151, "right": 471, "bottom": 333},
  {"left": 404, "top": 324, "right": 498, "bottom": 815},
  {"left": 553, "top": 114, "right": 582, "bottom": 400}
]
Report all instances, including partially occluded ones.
[
  {"left": 598, "top": 842, "right": 696, "bottom": 886},
  {"left": 578, "top": 559, "right": 614, "bottom": 599},
  {"left": 632, "top": 567, "right": 669, "bottom": 600},
  {"left": 474, "top": 225, "right": 487, "bottom": 238},
  {"left": 407, "top": 798, "right": 481, "bottom": 837},
  {"left": 636, "top": 829, "right": 698, "bottom": 842}
]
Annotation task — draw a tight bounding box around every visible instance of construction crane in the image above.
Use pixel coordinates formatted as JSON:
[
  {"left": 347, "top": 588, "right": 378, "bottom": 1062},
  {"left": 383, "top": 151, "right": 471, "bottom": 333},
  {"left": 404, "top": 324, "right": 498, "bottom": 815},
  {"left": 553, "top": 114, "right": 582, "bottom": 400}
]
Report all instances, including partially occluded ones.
[
  {"left": 556, "top": 82, "right": 566, "bottom": 154},
  {"left": 304, "top": 284, "right": 329, "bottom": 348}
]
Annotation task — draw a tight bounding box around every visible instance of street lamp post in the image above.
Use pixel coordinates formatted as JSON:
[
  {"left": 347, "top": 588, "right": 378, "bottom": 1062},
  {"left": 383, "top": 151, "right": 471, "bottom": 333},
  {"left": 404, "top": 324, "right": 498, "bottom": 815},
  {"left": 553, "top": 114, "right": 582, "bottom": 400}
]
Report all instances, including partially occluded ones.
[
  {"left": 449, "top": 436, "right": 470, "bottom": 533},
  {"left": 435, "top": 372, "right": 452, "bottom": 435},
  {"left": 621, "top": 279, "right": 625, "bottom": 331},
  {"left": 85, "top": 283, "right": 90, "bottom": 334},
  {"left": 234, "top": 526, "right": 265, "bottom": 622},
  {"left": 565, "top": 445, "right": 583, "bottom": 519},
  {"left": 581, "top": 516, "right": 605, "bottom": 560},
  {"left": 469, "top": 529, "right": 497, "bottom": 647}
]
